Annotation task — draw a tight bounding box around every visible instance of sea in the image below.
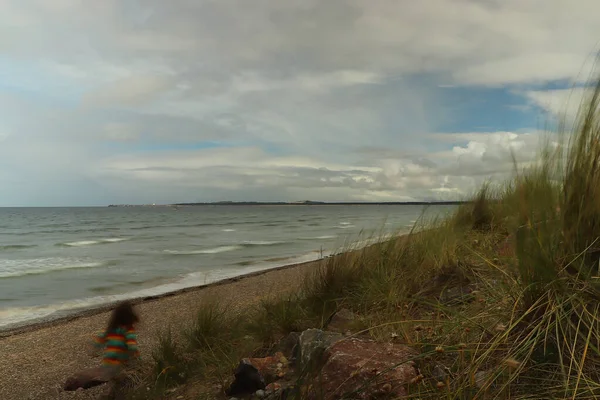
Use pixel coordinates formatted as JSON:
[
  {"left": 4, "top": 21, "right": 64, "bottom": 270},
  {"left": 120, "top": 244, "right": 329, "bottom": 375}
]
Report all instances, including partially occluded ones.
[{"left": 0, "top": 205, "right": 455, "bottom": 330}]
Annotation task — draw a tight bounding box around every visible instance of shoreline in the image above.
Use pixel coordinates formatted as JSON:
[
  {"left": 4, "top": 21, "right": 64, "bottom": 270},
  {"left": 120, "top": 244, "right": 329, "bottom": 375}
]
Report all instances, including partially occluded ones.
[
  {"left": 0, "top": 233, "right": 404, "bottom": 337},
  {"left": 0, "top": 235, "right": 410, "bottom": 399},
  {"left": 0, "top": 254, "right": 328, "bottom": 399},
  {"left": 0, "top": 256, "right": 326, "bottom": 338}
]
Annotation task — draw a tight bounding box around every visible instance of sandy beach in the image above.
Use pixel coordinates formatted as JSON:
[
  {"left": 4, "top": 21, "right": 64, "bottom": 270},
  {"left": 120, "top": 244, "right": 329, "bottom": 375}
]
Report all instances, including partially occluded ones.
[{"left": 0, "top": 259, "right": 320, "bottom": 399}]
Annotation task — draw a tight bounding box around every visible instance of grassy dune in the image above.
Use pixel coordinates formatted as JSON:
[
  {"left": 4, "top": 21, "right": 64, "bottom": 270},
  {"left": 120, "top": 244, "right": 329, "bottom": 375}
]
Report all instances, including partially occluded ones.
[{"left": 123, "top": 72, "right": 600, "bottom": 399}]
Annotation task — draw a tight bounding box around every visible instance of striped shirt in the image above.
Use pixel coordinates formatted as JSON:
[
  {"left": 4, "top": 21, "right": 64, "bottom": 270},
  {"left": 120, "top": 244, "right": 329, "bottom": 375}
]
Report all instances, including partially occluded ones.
[{"left": 94, "top": 326, "right": 140, "bottom": 368}]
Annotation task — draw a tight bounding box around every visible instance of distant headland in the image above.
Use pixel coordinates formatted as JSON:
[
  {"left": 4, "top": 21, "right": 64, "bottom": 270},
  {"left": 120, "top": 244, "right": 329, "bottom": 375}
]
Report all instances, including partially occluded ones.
[{"left": 107, "top": 200, "right": 469, "bottom": 207}]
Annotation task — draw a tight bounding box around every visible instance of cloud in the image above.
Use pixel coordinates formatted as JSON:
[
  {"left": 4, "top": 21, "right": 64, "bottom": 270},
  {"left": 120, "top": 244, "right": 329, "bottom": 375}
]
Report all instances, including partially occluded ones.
[
  {"left": 103, "top": 123, "right": 140, "bottom": 141},
  {"left": 82, "top": 75, "right": 173, "bottom": 107},
  {"left": 525, "top": 87, "right": 591, "bottom": 124},
  {"left": 88, "top": 129, "right": 545, "bottom": 205},
  {"left": 1, "top": 0, "right": 599, "bottom": 205}
]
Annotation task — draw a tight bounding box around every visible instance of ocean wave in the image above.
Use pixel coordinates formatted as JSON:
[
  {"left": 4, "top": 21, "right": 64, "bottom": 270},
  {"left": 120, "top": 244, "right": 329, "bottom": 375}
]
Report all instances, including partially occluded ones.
[
  {"left": 0, "top": 299, "right": 109, "bottom": 328},
  {"left": 164, "top": 245, "right": 243, "bottom": 255},
  {"left": 0, "top": 244, "right": 37, "bottom": 251},
  {"left": 57, "top": 238, "right": 128, "bottom": 247},
  {"left": 298, "top": 235, "right": 337, "bottom": 240},
  {"left": 339, "top": 221, "right": 352, "bottom": 225},
  {"left": 235, "top": 260, "right": 257, "bottom": 266},
  {"left": 4, "top": 227, "right": 121, "bottom": 236},
  {"left": 0, "top": 251, "right": 329, "bottom": 329},
  {"left": 0, "top": 258, "right": 104, "bottom": 279},
  {"left": 163, "top": 240, "right": 286, "bottom": 255},
  {"left": 336, "top": 225, "right": 355, "bottom": 229},
  {"left": 129, "top": 222, "right": 237, "bottom": 231},
  {"left": 222, "top": 228, "right": 236, "bottom": 232},
  {"left": 242, "top": 240, "right": 287, "bottom": 246}
]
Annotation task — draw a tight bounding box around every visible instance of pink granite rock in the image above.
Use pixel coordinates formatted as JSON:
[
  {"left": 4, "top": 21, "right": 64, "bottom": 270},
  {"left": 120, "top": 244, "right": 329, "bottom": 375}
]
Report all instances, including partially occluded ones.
[{"left": 311, "top": 338, "right": 418, "bottom": 399}]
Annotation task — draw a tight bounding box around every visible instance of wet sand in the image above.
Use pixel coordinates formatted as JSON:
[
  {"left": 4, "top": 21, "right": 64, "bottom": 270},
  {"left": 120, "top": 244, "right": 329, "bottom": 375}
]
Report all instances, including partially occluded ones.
[{"left": 0, "top": 259, "right": 322, "bottom": 399}]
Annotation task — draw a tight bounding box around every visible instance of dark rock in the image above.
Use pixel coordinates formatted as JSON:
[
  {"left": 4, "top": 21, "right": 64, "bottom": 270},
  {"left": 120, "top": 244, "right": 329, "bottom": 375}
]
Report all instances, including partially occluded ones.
[
  {"left": 439, "top": 285, "right": 476, "bottom": 305},
  {"left": 309, "top": 338, "right": 418, "bottom": 399},
  {"left": 278, "top": 332, "right": 300, "bottom": 360},
  {"left": 298, "top": 329, "right": 343, "bottom": 369},
  {"left": 325, "top": 308, "right": 356, "bottom": 332},
  {"left": 227, "top": 352, "right": 290, "bottom": 396},
  {"left": 63, "top": 367, "right": 111, "bottom": 391},
  {"left": 226, "top": 360, "right": 266, "bottom": 396},
  {"left": 432, "top": 364, "right": 450, "bottom": 382}
]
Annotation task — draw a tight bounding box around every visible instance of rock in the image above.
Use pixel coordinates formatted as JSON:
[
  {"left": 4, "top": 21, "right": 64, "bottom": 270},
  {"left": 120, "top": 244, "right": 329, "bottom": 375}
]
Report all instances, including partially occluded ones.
[
  {"left": 432, "top": 364, "right": 449, "bottom": 382},
  {"left": 326, "top": 308, "right": 356, "bottom": 332},
  {"left": 277, "top": 332, "right": 300, "bottom": 360},
  {"left": 298, "top": 329, "right": 343, "bottom": 369},
  {"left": 63, "top": 367, "right": 111, "bottom": 391},
  {"left": 266, "top": 382, "right": 282, "bottom": 391},
  {"left": 309, "top": 338, "right": 418, "bottom": 399},
  {"left": 264, "top": 382, "right": 293, "bottom": 400},
  {"left": 227, "top": 352, "right": 290, "bottom": 396},
  {"left": 226, "top": 359, "right": 266, "bottom": 397},
  {"left": 474, "top": 369, "right": 492, "bottom": 389},
  {"left": 439, "top": 285, "right": 475, "bottom": 305},
  {"left": 255, "top": 389, "right": 266, "bottom": 398},
  {"left": 246, "top": 352, "right": 289, "bottom": 383}
]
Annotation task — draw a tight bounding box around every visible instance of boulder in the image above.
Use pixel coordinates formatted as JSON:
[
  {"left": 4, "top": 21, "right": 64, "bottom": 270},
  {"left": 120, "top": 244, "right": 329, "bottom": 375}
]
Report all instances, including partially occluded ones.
[
  {"left": 246, "top": 352, "right": 289, "bottom": 383},
  {"left": 63, "top": 367, "right": 111, "bottom": 391},
  {"left": 277, "top": 332, "right": 300, "bottom": 360},
  {"left": 298, "top": 329, "right": 343, "bottom": 369},
  {"left": 226, "top": 360, "right": 265, "bottom": 397},
  {"left": 439, "top": 285, "right": 476, "bottom": 305},
  {"left": 309, "top": 338, "right": 418, "bottom": 399},
  {"left": 226, "top": 352, "right": 289, "bottom": 396},
  {"left": 474, "top": 369, "right": 492, "bottom": 389},
  {"left": 431, "top": 364, "right": 450, "bottom": 383},
  {"left": 326, "top": 308, "right": 356, "bottom": 333}
]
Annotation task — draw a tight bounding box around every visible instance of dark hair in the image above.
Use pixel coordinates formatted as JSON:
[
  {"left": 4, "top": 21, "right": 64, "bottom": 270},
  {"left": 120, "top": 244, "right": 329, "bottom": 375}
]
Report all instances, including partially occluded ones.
[{"left": 106, "top": 301, "right": 139, "bottom": 332}]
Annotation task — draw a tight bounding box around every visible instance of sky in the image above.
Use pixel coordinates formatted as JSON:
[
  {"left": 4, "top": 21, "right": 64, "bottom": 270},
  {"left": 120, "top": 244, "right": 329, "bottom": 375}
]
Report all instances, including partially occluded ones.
[{"left": 1, "top": 0, "right": 599, "bottom": 206}]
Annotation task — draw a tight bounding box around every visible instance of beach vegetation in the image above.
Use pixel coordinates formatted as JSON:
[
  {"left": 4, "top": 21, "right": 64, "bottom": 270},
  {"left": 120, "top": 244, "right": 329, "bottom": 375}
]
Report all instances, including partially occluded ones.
[{"left": 122, "top": 68, "right": 600, "bottom": 400}]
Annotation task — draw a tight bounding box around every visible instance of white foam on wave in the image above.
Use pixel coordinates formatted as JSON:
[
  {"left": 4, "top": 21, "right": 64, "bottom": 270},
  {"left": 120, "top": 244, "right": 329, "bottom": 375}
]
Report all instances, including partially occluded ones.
[
  {"left": 60, "top": 238, "right": 128, "bottom": 247},
  {"left": 0, "top": 258, "right": 104, "bottom": 279},
  {"left": 222, "top": 229, "right": 236, "bottom": 232},
  {"left": 164, "top": 245, "right": 242, "bottom": 255},
  {"left": 336, "top": 224, "right": 355, "bottom": 229},
  {"left": 243, "top": 240, "right": 286, "bottom": 246},
  {"left": 162, "top": 241, "right": 286, "bottom": 255},
  {"left": 0, "top": 251, "right": 330, "bottom": 329},
  {"left": 339, "top": 221, "right": 352, "bottom": 225},
  {"left": 299, "top": 235, "right": 337, "bottom": 240},
  {"left": 103, "top": 238, "right": 128, "bottom": 243},
  {"left": 63, "top": 240, "right": 99, "bottom": 247}
]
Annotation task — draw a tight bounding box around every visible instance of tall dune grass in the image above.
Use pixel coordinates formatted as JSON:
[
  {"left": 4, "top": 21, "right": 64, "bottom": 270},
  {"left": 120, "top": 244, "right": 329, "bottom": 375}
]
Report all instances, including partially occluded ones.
[
  {"left": 292, "top": 69, "right": 600, "bottom": 398},
  {"left": 124, "top": 69, "right": 600, "bottom": 400}
]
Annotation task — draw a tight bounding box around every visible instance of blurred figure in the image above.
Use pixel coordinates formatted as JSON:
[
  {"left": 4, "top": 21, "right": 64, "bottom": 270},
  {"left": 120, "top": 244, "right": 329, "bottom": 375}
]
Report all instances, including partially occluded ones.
[
  {"left": 64, "top": 301, "right": 140, "bottom": 399},
  {"left": 94, "top": 300, "right": 140, "bottom": 370}
]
